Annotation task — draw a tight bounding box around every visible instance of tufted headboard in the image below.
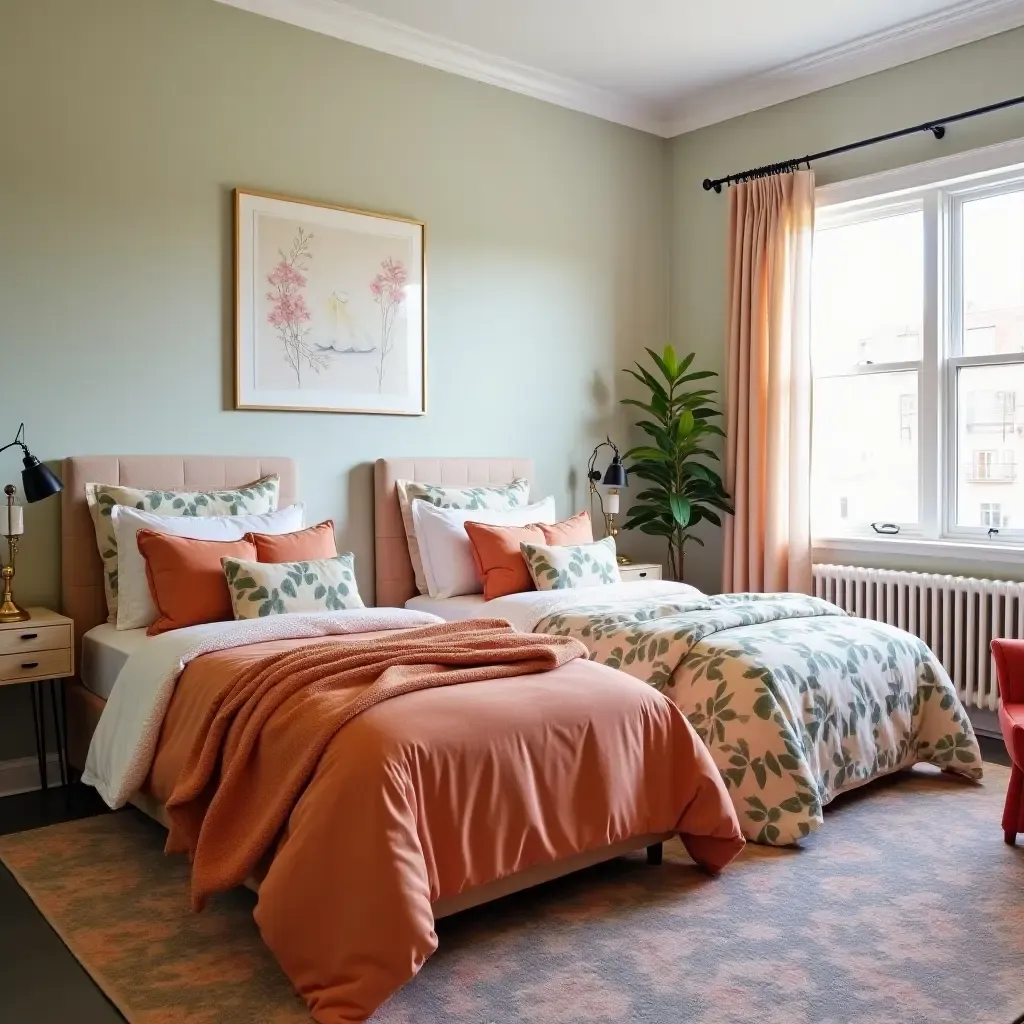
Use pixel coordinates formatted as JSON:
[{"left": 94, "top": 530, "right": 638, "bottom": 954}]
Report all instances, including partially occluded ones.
[
  {"left": 373, "top": 458, "right": 534, "bottom": 608},
  {"left": 61, "top": 455, "right": 297, "bottom": 650}
]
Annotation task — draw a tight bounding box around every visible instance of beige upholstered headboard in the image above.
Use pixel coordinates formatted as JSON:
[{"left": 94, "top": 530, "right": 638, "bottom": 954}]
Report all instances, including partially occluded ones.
[
  {"left": 374, "top": 458, "right": 534, "bottom": 608},
  {"left": 61, "top": 455, "right": 297, "bottom": 651}
]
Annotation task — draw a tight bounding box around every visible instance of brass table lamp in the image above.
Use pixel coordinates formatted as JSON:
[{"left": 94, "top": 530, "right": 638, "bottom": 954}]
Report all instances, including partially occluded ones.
[
  {"left": 0, "top": 425, "right": 63, "bottom": 623},
  {"left": 587, "top": 437, "right": 631, "bottom": 565}
]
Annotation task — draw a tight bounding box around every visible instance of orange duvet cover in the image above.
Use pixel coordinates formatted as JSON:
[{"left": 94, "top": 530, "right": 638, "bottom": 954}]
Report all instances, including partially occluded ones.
[{"left": 145, "top": 620, "right": 743, "bottom": 1022}]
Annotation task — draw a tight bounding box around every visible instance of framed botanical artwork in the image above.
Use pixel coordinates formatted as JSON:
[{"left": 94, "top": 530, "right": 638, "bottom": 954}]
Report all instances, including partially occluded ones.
[{"left": 235, "top": 189, "right": 426, "bottom": 415}]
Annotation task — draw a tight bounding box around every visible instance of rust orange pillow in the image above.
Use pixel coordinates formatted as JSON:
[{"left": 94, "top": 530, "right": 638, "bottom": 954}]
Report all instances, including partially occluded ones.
[
  {"left": 137, "top": 530, "right": 257, "bottom": 636},
  {"left": 246, "top": 520, "right": 337, "bottom": 563},
  {"left": 540, "top": 511, "right": 594, "bottom": 545},
  {"left": 464, "top": 521, "right": 547, "bottom": 600}
]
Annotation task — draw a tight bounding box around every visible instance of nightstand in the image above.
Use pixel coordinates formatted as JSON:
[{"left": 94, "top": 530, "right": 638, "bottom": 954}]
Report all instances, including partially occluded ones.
[
  {"left": 0, "top": 607, "right": 74, "bottom": 791},
  {"left": 619, "top": 562, "right": 662, "bottom": 582}
]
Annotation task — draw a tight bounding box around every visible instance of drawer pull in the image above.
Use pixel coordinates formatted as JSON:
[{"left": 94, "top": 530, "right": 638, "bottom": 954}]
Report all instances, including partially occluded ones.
[
  {"left": 638, "top": 571, "right": 648, "bottom": 578},
  {"left": 21, "top": 662, "right": 39, "bottom": 670},
  {"left": 20, "top": 633, "right": 38, "bottom": 640}
]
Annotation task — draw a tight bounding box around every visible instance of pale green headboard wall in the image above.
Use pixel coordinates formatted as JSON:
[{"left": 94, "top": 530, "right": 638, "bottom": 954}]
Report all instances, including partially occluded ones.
[{"left": 0, "top": 0, "right": 670, "bottom": 761}]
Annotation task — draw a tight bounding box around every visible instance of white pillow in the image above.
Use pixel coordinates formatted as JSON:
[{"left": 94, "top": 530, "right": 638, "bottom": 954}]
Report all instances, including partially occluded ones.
[
  {"left": 397, "top": 478, "right": 531, "bottom": 595},
  {"left": 412, "top": 497, "right": 556, "bottom": 600},
  {"left": 112, "top": 503, "right": 306, "bottom": 630}
]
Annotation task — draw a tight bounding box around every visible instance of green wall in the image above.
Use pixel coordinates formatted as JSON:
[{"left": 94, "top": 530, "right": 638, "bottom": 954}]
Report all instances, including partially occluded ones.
[
  {"left": 670, "top": 27, "right": 1024, "bottom": 595},
  {"left": 0, "top": 0, "right": 670, "bottom": 762}
]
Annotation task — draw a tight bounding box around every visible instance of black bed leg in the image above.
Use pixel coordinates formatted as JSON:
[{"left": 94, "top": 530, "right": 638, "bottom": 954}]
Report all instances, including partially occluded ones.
[{"left": 646, "top": 842, "right": 663, "bottom": 866}]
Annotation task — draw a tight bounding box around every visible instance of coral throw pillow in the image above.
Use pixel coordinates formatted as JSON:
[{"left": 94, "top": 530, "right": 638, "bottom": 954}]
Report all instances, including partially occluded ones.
[
  {"left": 465, "top": 513, "right": 596, "bottom": 600},
  {"left": 137, "top": 531, "right": 257, "bottom": 636},
  {"left": 464, "top": 521, "right": 547, "bottom": 601},
  {"left": 540, "top": 511, "right": 594, "bottom": 546},
  {"left": 247, "top": 520, "right": 338, "bottom": 563}
]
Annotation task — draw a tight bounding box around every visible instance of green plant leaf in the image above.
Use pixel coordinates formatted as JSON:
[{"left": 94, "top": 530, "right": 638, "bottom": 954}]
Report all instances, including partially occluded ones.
[
  {"left": 627, "top": 446, "right": 673, "bottom": 463},
  {"left": 669, "top": 495, "right": 691, "bottom": 527},
  {"left": 625, "top": 367, "right": 668, "bottom": 401},
  {"left": 675, "top": 409, "right": 695, "bottom": 441},
  {"left": 635, "top": 521, "right": 676, "bottom": 537},
  {"left": 620, "top": 398, "right": 666, "bottom": 421},
  {"left": 645, "top": 347, "right": 675, "bottom": 384}
]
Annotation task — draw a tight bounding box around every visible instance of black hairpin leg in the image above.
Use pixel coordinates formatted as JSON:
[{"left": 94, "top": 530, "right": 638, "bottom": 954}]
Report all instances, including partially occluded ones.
[
  {"left": 49, "top": 678, "right": 69, "bottom": 792},
  {"left": 61, "top": 679, "right": 71, "bottom": 784},
  {"left": 646, "top": 842, "right": 663, "bottom": 866},
  {"left": 29, "top": 682, "right": 47, "bottom": 791}
]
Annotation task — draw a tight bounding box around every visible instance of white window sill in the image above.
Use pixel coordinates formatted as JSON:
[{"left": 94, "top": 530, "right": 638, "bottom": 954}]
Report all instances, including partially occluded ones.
[{"left": 813, "top": 535, "right": 1024, "bottom": 568}]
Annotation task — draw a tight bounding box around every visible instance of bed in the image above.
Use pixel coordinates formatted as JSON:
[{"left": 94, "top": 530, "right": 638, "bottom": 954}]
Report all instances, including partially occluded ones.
[
  {"left": 374, "top": 456, "right": 985, "bottom": 846},
  {"left": 62, "top": 454, "right": 743, "bottom": 1024}
]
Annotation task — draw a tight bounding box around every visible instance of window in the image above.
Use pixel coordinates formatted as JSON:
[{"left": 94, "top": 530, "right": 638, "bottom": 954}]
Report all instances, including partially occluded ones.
[
  {"left": 980, "top": 503, "right": 1006, "bottom": 528},
  {"left": 812, "top": 156, "right": 1024, "bottom": 546}
]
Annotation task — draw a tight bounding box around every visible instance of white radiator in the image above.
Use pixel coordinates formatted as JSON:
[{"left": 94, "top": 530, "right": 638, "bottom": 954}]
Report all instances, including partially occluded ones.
[{"left": 812, "top": 564, "right": 1024, "bottom": 711}]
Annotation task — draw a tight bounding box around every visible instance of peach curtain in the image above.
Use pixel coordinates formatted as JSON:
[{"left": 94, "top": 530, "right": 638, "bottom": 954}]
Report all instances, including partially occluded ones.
[{"left": 722, "top": 170, "right": 815, "bottom": 594}]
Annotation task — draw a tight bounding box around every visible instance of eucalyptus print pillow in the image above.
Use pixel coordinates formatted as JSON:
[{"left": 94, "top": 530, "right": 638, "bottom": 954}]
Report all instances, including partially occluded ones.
[
  {"left": 86, "top": 475, "right": 280, "bottom": 622},
  {"left": 396, "top": 477, "right": 530, "bottom": 595},
  {"left": 521, "top": 536, "right": 621, "bottom": 591},
  {"left": 222, "top": 554, "right": 364, "bottom": 619}
]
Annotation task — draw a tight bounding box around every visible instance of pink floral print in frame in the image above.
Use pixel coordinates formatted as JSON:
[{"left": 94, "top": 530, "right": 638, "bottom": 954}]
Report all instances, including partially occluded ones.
[{"left": 235, "top": 189, "right": 425, "bottom": 415}]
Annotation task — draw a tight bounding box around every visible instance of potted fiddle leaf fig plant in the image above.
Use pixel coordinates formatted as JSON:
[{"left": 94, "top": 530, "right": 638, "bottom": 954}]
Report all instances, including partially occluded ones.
[{"left": 620, "top": 346, "right": 733, "bottom": 581}]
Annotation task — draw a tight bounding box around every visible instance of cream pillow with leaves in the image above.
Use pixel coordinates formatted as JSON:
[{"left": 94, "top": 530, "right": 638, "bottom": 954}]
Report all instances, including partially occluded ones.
[
  {"left": 86, "top": 475, "right": 280, "bottom": 622},
  {"left": 223, "top": 554, "right": 364, "bottom": 619},
  {"left": 397, "top": 478, "right": 530, "bottom": 595},
  {"left": 521, "top": 536, "right": 621, "bottom": 591}
]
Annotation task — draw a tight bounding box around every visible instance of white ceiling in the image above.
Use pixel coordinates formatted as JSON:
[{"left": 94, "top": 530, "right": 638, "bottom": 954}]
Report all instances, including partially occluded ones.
[{"left": 216, "top": 0, "right": 1024, "bottom": 135}]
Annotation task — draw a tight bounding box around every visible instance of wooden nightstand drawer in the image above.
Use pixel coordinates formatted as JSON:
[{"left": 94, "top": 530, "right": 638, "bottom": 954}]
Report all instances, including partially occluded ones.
[
  {"left": 619, "top": 564, "right": 662, "bottom": 582},
  {"left": 0, "top": 647, "right": 72, "bottom": 684},
  {"left": 0, "top": 622, "right": 72, "bottom": 657}
]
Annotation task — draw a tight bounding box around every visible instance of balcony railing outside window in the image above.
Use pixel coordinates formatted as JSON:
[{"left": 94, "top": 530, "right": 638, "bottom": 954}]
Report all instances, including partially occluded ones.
[{"left": 965, "top": 457, "right": 1018, "bottom": 482}]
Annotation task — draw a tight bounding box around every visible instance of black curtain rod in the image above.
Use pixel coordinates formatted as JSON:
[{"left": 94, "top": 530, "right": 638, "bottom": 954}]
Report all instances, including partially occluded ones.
[{"left": 702, "top": 93, "right": 1024, "bottom": 194}]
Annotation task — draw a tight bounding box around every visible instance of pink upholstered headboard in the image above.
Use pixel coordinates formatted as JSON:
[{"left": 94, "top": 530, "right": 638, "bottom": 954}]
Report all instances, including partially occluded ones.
[
  {"left": 374, "top": 458, "right": 534, "bottom": 608},
  {"left": 61, "top": 455, "right": 297, "bottom": 651}
]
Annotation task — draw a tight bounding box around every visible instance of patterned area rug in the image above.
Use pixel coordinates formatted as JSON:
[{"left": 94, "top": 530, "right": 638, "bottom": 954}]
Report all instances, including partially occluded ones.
[{"left": 1, "top": 765, "right": 1022, "bottom": 1024}]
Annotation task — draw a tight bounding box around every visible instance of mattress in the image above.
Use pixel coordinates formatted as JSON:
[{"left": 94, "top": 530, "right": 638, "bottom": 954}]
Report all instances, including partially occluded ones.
[
  {"left": 405, "top": 593, "right": 490, "bottom": 621},
  {"left": 80, "top": 623, "right": 149, "bottom": 699},
  {"left": 406, "top": 591, "right": 563, "bottom": 624}
]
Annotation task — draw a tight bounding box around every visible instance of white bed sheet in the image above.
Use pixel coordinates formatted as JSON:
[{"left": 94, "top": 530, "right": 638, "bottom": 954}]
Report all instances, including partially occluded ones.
[
  {"left": 405, "top": 593, "right": 490, "bottom": 621},
  {"left": 407, "top": 580, "right": 701, "bottom": 633},
  {"left": 80, "top": 624, "right": 149, "bottom": 699}
]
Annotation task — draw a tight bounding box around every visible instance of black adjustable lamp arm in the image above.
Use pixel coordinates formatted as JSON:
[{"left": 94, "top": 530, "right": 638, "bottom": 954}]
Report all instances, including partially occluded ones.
[
  {"left": 588, "top": 437, "right": 621, "bottom": 483},
  {"left": 0, "top": 424, "right": 28, "bottom": 460}
]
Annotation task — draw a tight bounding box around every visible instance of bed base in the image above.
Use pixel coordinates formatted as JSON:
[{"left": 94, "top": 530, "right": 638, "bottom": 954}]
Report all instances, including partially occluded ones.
[{"left": 66, "top": 680, "right": 672, "bottom": 918}]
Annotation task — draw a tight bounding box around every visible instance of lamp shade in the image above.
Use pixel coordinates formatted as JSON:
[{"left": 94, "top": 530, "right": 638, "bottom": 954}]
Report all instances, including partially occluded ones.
[
  {"left": 602, "top": 458, "right": 627, "bottom": 488},
  {"left": 21, "top": 455, "right": 63, "bottom": 503}
]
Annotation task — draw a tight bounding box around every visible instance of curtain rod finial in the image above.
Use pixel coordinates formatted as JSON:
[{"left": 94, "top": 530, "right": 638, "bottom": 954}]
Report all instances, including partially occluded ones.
[{"left": 702, "top": 178, "right": 714, "bottom": 191}]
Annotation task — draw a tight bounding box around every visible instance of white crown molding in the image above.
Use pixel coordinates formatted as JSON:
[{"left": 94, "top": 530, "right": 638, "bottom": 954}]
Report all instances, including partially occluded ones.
[
  {"left": 663, "top": 0, "right": 1024, "bottom": 137},
  {"left": 210, "top": 0, "right": 662, "bottom": 134},
  {"left": 212, "top": 0, "right": 1024, "bottom": 139}
]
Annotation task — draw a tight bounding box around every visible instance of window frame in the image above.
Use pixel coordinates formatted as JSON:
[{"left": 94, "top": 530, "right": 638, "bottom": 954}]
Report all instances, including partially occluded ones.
[{"left": 812, "top": 140, "right": 1024, "bottom": 553}]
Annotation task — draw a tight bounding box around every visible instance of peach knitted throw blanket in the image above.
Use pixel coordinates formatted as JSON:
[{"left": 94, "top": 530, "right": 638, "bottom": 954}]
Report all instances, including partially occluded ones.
[{"left": 164, "top": 619, "right": 586, "bottom": 908}]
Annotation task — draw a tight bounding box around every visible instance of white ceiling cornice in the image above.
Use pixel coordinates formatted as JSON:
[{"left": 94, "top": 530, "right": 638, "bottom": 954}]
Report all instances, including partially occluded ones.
[
  {"left": 213, "top": 0, "right": 1024, "bottom": 138},
  {"left": 211, "top": 0, "right": 662, "bottom": 134},
  {"left": 663, "top": 0, "right": 1024, "bottom": 136}
]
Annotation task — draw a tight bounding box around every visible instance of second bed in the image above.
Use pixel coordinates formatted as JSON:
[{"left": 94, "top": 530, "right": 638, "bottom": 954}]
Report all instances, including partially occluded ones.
[{"left": 375, "top": 457, "right": 985, "bottom": 845}]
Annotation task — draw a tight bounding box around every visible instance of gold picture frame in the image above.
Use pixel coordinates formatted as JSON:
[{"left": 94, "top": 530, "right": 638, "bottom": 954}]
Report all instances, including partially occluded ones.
[{"left": 234, "top": 188, "right": 426, "bottom": 415}]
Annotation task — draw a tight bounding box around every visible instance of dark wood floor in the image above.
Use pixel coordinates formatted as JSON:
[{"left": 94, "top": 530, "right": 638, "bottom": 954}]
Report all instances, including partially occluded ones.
[
  {"left": 0, "top": 737, "right": 1013, "bottom": 1023},
  {"left": 0, "top": 784, "right": 125, "bottom": 1024}
]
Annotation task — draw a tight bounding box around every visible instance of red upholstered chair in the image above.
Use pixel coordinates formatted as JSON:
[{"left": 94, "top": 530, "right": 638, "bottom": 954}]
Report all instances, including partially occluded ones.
[{"left": 991, "top": 639, "right": 1024, "bottom": 845}]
